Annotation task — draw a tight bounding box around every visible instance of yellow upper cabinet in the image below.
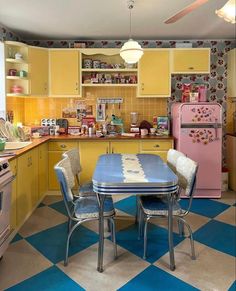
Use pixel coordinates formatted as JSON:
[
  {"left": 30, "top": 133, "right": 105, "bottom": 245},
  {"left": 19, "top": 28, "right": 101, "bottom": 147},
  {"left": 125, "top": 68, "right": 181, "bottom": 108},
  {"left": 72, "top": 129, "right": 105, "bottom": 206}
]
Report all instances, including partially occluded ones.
[
  {"left": 29, "top": 47, "right": 48, "bottom": 96},
  {"left": 138, "top": 50, "right": 171, "bottom": 97},
  {"left": 227, "top": 48, "right": 236, "bottom": 97},
  {"left": 171, "top": 48, "right": 210, "bottom": 74},
  {"left": 49, "top": 49, "right": 80, "bottom": 96}
]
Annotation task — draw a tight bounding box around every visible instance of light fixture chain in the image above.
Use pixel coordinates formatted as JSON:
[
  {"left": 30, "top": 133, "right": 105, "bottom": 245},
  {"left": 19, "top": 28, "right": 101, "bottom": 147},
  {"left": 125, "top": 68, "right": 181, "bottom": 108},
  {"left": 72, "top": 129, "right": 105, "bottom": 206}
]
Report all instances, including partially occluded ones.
[{"left": 128, "top": 0, "right": 134, "bottom": 39}]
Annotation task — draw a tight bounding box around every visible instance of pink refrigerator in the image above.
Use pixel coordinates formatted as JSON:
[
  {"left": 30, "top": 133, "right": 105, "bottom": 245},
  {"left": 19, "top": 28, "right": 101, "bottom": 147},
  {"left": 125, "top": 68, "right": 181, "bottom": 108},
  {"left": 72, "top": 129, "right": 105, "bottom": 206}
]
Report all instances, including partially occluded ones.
[{"left": 171, "top": 102, "right": 222, "bottom": 198}]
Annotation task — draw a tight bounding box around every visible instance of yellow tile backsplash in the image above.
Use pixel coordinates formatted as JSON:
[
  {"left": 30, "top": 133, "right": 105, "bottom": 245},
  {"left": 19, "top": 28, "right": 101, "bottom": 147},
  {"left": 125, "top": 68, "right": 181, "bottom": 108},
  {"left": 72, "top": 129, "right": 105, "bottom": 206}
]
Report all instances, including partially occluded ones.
[{"left": 7, "top": 87, "right": 168, "bottom": 130}]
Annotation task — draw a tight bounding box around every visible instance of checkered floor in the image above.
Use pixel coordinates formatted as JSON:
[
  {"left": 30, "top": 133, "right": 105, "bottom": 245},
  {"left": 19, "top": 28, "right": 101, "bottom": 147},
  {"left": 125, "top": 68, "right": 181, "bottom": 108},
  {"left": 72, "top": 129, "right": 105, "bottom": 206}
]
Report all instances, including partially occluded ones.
[{"left": 0, "top": 192, "right": 235, "bottom": 291}]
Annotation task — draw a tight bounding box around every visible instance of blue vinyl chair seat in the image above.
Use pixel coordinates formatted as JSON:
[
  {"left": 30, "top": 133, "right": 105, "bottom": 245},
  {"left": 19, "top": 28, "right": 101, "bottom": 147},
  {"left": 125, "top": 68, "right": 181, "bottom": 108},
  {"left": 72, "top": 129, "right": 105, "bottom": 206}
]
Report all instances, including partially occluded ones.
[
  {"left": 78, "top": 181, "right": 94, "bottom": 196},
  {"left": 74, "top": 195, "right": 115, "bottom": 219},
  {"left": 140, "top": 196, "right": 183, "bottom": 216}
]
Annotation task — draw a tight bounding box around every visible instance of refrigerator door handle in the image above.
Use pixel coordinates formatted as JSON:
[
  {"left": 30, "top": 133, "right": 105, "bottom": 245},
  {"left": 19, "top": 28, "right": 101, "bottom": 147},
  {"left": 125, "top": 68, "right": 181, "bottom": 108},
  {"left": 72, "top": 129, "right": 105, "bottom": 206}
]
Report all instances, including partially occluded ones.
[{"left": 213, "top": 119, "right": 220, "bottom": 140}]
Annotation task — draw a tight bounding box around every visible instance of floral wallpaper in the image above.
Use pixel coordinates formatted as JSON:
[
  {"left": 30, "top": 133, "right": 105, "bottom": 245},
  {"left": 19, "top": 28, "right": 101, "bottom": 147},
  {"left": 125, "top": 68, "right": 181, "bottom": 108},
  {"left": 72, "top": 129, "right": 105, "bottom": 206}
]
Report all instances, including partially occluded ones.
[{"left": 0, "top": 25, "right": 22, "bottom": 42}]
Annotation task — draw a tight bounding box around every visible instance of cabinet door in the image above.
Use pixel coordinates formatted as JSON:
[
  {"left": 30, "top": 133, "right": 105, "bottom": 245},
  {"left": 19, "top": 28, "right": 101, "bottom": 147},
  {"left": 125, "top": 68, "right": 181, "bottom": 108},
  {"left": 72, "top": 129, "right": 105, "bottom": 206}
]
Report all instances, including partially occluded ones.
[
  {"left": 49, "top": 50, "right": 80, "bottom": 95},
  {"left": 79, "top": 141, "right": 109, "bottom": 184},
  {"left": 29, "top": 148, "right": 39, "bottom": 209},
  {"left": 48, "top": 151, "right": 63, "bottom": 190},
  {"left": 9, "top": 159, "right": 17, "bottom": 230},
  {"left": 172, "top": 49, "right": 210, "bottom": 73},
  {"left": 29, "top": 47, "right": 48, "bottom": 95},
  {"left": 110, "top": 141, "right": 139, "bottom": 154},
  {"left": 17, "top": 152, "right": 31, "bottom": 225},
  {"left": 38, "top": 143, "right": 48, "bottom": 198},
  {"left": 138, "top": 50, "right": 170, "bottom": 97}
]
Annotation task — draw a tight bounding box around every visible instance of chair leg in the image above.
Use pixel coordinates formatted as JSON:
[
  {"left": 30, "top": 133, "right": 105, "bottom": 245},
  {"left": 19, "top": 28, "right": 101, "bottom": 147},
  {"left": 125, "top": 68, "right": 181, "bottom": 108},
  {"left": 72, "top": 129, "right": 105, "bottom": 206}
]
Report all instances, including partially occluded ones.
[
  {"left": 138, "top": 207, "right": 144, "bottom": 240},
  {"left": 177, "top": 219, "right": 185, "bottom": 237},
  {"left": 135, "top": 196, "right": 139, "bottom": 224},
  {"left": 109, "top": 217, "right": 117, "bottom": 259},
  {"left": 64, "top": 221, "right": 82, "bottom": 266},
  {"left": 143, "top": 216, "right": 150, "bottom": 260},
  {"left": 178, "top": 218, "right": 196, "bottom": 260},
  {"left": 107, "top": 219, "right": 111, "bottom": 232}
]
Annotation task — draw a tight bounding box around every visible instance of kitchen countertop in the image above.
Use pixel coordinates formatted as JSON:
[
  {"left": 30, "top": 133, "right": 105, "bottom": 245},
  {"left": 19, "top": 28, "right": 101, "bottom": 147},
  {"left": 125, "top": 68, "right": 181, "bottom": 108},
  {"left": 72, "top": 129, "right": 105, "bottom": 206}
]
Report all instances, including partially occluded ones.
[{"left": 0, "top": 134, "right": 174, "bottom": 162}]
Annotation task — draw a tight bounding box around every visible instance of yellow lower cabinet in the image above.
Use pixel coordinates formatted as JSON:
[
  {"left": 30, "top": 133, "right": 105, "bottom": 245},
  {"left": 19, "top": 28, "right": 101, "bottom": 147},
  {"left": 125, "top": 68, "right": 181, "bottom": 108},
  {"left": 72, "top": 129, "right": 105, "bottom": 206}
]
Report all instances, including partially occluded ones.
[
  {"left": 79, "top": 141, "right": 109, "bottom": 184},
  {"left": 16, "top": 148, "right": 38, "bottom": 226},
  {"left": 110, "top": 141, "right": 139, "bottom": 154},
  {"left": 9, "top": 159, "right": 17, "bottom": 230},
  {"left": 38, "top": 143, "right": 48, "bottom": 199},
  {"left": 140, "top": 140, "right": 173, "bottom": 162}
]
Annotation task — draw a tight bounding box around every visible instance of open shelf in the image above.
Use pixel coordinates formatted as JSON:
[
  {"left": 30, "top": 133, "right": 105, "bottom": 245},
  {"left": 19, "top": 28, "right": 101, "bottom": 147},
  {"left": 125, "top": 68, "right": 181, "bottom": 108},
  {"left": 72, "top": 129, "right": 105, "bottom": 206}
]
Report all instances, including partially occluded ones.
[
  {"left": 6, "top": 93, "right": 29, "bottom": 97},
  {"left": 6, "top": 76, "right": 28, "bottom": 80},
  {"left": 81, "top": 83, "right": 137, "bottom": 87},
  {"left": 6, "top": 58, "right": 28, "bottom": 64},
  {"left": 81, "top": 68, "right": 138, "bottom": 72}
]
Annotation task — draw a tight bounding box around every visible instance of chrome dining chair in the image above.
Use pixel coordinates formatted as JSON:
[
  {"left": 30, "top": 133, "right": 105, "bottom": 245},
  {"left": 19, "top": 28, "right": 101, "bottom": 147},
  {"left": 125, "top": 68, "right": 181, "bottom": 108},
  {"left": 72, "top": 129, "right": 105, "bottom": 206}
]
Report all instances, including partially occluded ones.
[
  {"left": 136, "top": 149, "right": 185, "bottom": 224},
  {"left": 139, "top": 156, "right": 198, "bottom": 261},
  {"left": 62, "top": 148, "right": 95, "bottom": 198},
  {"left": 54, "top": 156, "right": 117, "bottom": 266}
]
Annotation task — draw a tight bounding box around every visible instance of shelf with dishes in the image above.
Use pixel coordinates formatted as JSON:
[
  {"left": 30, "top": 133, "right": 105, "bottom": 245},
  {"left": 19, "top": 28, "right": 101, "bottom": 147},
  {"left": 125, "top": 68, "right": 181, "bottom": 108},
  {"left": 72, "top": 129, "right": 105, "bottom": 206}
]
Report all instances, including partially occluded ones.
[
  {"left": 82, "top": 71, "right": 137, "bottom": 86},
  {"left": 5, "top": 41, "right": 29, "bottom": 97},
  {"left": 80, "top": 50, "right": 138, "bottom": 87},
  {"left": 81, "top": 68, "right": 138, "bottom": 72}
]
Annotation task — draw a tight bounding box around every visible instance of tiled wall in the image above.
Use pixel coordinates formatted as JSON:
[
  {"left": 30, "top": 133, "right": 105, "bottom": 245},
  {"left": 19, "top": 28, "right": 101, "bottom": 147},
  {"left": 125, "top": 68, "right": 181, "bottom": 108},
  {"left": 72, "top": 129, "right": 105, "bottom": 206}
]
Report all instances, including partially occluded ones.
[{"left": 7, "top": 87, "right": 167, "bottom": 131}]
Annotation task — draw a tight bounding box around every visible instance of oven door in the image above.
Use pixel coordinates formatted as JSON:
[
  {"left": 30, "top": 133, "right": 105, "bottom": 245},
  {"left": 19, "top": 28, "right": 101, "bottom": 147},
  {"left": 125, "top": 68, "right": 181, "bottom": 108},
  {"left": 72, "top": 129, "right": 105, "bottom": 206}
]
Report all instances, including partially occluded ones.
[{"left": 0, "top": 176, "right": 15, "bottom": 241}]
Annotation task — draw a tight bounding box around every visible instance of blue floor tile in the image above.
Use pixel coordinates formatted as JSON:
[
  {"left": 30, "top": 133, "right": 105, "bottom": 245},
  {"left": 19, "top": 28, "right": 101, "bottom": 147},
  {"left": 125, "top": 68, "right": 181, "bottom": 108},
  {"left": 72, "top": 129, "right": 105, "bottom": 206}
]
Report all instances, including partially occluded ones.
[
  {"left": 6, "top": 266, "right": 84, "bottom": 291},
  {"left": 180, "top": 198, "right": 230, "bottom": 218},
  {"left": 194, "top": 220, "right": 236, "bottom": 257},
  {"left": 118, "top": 265, "right": 199, "bottom": 291},
  {"left": 116, "top": 222, "right": 183, "bottom": 263},
  {"left": 11, "top": 233, "right": 23, "bottom": 243},
  {"left": 228, "top": 281, "right": 236, "bottom": 291},
  {"left": 26, "top": 222, "right": 98, "bottom": 264},
  {"left": 114, "top": 196, "right": 137, "bottom": 216},
  {"left": 49, "top": 200, "right": 67, "bottom": 216}
]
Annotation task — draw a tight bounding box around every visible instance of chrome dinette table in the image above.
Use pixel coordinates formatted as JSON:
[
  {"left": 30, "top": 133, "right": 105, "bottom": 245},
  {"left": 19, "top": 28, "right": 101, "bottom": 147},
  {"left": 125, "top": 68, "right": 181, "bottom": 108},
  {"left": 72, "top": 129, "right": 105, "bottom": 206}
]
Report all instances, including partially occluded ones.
[{"left": 92, "top": 154, "right": 178, "bottom": 272}]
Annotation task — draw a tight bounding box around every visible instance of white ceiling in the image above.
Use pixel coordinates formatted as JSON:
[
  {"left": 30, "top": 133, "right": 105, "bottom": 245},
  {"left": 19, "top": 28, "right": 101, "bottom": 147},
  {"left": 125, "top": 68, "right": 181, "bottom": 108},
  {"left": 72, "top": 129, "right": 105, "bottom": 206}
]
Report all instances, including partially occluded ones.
[{"left": 0, "top": 0, "right": 235, "bottom": 40}]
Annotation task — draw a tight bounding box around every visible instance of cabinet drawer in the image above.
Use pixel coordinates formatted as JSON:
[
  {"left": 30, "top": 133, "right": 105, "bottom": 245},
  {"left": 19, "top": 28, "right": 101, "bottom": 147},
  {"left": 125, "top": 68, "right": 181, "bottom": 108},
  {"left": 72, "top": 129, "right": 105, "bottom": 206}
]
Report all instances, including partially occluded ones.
[
  {"left": 48, "top": 141, "right": 77, "bottom": 151},
  {"left": 141, "top": 140, "right": 173, "bottom": 151}
]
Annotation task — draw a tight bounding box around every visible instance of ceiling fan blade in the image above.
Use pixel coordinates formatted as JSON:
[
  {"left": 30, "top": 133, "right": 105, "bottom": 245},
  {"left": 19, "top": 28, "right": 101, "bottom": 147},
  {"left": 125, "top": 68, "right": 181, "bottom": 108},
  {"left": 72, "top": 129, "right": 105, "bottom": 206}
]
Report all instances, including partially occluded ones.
[{"left": 164, "top": 0, "right": 210, "bottom": 24}]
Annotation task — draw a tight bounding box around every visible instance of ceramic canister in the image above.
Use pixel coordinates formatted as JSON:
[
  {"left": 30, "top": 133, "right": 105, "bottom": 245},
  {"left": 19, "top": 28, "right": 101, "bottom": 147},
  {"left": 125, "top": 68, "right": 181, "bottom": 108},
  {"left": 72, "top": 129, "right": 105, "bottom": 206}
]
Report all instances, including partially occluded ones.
[
  {"left": 93, "top": 60, "right": 101, "bottom": 69},
  {"left": 83, "top": 59, "right": 92, "bottom": 68}
]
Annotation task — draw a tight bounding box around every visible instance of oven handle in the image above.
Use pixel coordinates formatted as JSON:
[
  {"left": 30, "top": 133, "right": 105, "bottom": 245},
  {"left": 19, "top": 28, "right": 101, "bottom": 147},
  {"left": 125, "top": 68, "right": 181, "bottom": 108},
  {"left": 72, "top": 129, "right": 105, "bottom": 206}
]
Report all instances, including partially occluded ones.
[{"left": 0, "top": 175, "right": 16, "bottom": 189}]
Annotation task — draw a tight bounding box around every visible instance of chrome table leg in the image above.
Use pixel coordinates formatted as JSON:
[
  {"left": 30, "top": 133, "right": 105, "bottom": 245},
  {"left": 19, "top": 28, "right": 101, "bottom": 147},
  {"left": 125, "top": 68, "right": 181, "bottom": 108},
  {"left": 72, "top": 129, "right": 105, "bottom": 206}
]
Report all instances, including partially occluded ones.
[
  {"left": 97, "top": 194, "right": 105, "bottom": 272},
  {"left": 168, "top": 194, "right": 175, "bottom": 271}
]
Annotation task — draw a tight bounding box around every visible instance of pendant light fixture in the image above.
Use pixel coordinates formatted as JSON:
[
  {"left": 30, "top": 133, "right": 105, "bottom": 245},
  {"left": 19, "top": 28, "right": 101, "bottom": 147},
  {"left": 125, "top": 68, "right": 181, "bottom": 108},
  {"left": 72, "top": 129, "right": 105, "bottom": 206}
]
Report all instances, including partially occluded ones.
[
  {"left": 215, "top": 0, "right": 236, "bottom": 24},
  {"left": 120, "top": 0, "right": 143, "bottom": 64}
]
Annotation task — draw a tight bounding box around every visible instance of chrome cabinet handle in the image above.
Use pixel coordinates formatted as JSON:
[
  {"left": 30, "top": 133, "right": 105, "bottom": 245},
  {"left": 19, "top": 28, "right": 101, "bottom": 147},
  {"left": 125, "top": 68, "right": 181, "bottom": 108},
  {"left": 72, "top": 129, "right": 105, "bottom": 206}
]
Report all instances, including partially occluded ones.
[
  {"left": 60, "top": 144, "right": 66, "bottom": 149},
  {"left": 154, "top": 144, "right": 160, "bottom": 148},
  {"left": 111, "top": 147, "right": 114, "bottom": 154},
  {"left": 188, "top": 67, "right": 194, "bottom": 70}
]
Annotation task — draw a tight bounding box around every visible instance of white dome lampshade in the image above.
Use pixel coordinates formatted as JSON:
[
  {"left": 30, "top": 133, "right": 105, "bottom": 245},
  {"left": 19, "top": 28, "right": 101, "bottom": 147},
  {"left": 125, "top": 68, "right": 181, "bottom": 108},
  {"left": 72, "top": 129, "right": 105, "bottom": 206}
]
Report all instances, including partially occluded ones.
[
  {"left": 120, "top": 39, "right": 144, "bottom": 64},
  {"left": 215, "top": 0, "right": 236, "bottom": 24}
]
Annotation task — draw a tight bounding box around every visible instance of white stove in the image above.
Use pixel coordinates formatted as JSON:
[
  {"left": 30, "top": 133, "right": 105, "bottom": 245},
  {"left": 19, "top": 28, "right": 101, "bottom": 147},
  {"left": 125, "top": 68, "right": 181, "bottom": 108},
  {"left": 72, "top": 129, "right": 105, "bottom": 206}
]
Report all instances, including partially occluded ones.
[{"left": 0, "top": 160, "right": 15, "bottom": 258}]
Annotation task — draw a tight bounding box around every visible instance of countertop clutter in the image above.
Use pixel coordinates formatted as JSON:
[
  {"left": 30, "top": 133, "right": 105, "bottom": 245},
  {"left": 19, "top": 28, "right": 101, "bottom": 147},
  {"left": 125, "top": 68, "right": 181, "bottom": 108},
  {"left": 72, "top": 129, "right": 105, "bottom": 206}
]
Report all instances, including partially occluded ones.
[{"left": 0, "top": 134, "right": 174, "bottom": 162}]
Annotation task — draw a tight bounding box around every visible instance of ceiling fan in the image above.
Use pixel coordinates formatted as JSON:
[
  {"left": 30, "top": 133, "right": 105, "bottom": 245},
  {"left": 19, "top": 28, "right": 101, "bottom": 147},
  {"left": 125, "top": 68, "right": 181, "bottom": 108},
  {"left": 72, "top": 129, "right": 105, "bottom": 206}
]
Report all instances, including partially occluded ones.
[{"left": 164, "top": 0, "right": 235, "bottom": 24}]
